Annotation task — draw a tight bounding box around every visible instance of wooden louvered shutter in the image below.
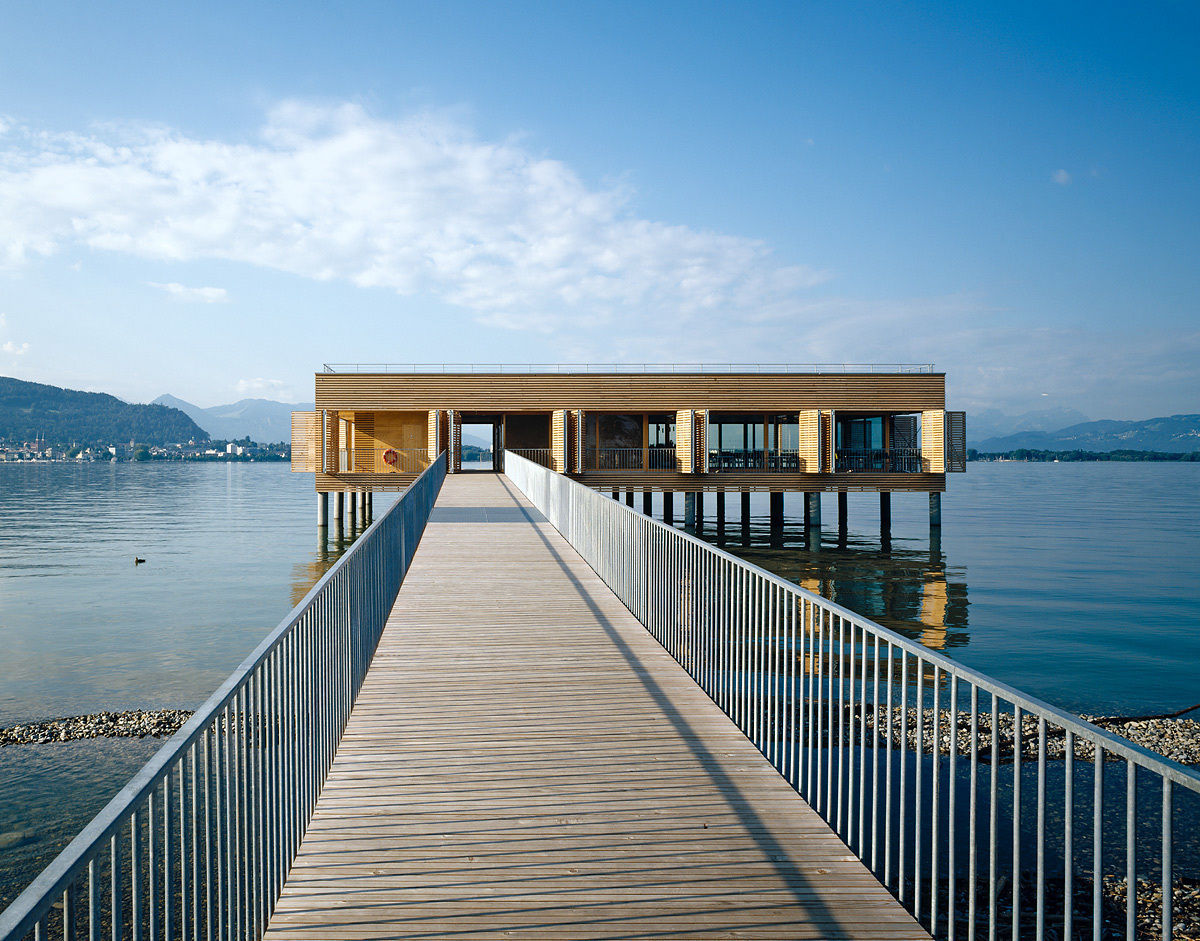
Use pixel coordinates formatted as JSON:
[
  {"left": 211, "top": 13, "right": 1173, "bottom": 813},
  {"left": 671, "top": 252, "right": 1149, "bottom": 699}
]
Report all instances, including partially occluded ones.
[
  {"left": 572, "top": 410, "right": 585, "bottom": 473},
  {"left": 449, "top": 410, "right": 461, "bottom": 473},
  {"left": 290, "top": 411, "right": 321, "bottom": 472},
  {"left": 921, "top": 410, "right": 945, "bottom": 473},
  {"left": 695, "top": 410, "right": 708, "bottom": 473},
  {"left": 551, "top": 410, "right": 567, "bottom": 473},
  {"left": 798, "top": 409, "right": 821, "bottom": 473},
  {"left": 427, "top": 410, "right": 441, "bottom": 459},
  {"left": 324, "top": 411, "right": 339, "bottom": 474},
  {"left": 823, "top": 410, "right": 835, "bottom": 473},
  {"left": 945, "top": 411, "right": 967, "bottom": 472},
  {"left": 675, "top": 410, "right": 693, "bottom": 473}
]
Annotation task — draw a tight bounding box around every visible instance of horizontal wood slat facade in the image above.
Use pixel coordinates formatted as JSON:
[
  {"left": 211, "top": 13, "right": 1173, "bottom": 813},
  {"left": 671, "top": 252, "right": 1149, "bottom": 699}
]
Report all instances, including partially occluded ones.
[{"left": 315, "top": 372, "right": 946, "bottom": 411}]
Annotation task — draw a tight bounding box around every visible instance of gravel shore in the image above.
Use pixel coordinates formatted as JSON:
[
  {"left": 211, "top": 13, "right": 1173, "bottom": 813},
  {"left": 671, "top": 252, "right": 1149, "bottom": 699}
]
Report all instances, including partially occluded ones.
[
  {"left": 836, "top": 704, "right": 1200, "bottom": 765},
  {"left": 0, "top": 710, "right": 193, "bottom": 746}
]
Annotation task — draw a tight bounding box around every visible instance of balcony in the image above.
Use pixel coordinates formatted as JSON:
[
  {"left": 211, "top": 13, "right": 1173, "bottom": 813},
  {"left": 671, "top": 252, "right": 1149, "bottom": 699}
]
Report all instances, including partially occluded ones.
[
  {"left": 708, "top": 449, "right": 802, "bottom": 472},
  {"left": 583, "top": 447, "right": 677, "bottom": 471},
  {"left": 835, "top": 448, "right": 923, "bottom": 473},
  {"left": 339, "top": 447, "right": 433, "bottom": 473}
]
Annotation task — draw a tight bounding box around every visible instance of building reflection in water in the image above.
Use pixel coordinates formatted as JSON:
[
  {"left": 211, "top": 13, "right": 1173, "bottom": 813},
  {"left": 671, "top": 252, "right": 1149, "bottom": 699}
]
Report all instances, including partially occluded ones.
[
  {"left": 701, "top": 515, "right": 969, "bottom": 655},
  {"left": 288, "top": 516, "right": 366, "bottom": 608}
]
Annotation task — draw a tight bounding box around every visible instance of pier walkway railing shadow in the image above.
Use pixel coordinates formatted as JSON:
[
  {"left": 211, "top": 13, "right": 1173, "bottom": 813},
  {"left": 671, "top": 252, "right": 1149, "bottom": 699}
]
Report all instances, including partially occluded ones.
[
  {"left": 0, "top": 454, "right": 447, "bottom": 941},
  {"left": 504, "top": 450, "right": 1200, "bottom": 941}
]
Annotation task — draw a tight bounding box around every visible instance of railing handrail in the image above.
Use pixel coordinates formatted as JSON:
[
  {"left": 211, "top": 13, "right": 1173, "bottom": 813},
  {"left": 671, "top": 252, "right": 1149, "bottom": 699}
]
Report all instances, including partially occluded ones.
[
  {"left": 322, "top": 363, "right": 937, "bottom": 375},
  {"left": 503, "top": 449, "right": 1200, "bottom": 788},
  {"left": 0, "top": 454, "right": 449, "bottom": 939}
]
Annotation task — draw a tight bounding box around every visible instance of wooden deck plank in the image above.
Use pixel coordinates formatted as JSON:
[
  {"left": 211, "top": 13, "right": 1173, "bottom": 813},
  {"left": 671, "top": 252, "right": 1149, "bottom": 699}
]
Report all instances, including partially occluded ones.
[{"left": 264, "top": 474, "right": 927, "bottom": 940}]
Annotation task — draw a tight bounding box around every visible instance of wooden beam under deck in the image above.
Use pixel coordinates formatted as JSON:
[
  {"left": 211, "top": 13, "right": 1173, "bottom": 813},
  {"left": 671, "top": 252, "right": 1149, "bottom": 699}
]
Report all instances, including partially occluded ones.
[{"left": 263, "top": 475, "right": 929, "bottom": 940}]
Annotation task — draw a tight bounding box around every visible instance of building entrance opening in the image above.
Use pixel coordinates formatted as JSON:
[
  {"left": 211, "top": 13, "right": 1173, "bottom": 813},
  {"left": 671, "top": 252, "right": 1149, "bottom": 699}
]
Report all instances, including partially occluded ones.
[{"left": 459, "top": 415, "right": 502, "bottom": 472}]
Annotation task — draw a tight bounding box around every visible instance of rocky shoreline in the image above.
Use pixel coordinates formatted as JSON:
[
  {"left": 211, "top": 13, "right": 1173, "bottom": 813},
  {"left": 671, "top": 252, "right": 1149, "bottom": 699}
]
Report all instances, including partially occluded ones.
[
  {"left": 840, "top": 705, "right": 1200, "bottom": 763},
  {"left": 5, "top": 705, "right": 1200, "bottom": 767},
  {"left": 0, "top": 710, "right": 193, "bottom": 746}
]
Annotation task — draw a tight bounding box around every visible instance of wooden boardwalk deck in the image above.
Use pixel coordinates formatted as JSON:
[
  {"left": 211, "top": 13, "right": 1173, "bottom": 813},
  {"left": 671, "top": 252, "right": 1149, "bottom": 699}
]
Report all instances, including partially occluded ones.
[{"left": 264, "top": 474, "right": 928, "bottom": 940}]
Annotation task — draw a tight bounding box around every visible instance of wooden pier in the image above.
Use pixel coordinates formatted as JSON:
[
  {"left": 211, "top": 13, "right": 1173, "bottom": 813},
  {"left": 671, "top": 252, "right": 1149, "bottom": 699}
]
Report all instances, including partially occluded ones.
[{"left": 263, "top": 474, "right": 928, "bottom": 940}]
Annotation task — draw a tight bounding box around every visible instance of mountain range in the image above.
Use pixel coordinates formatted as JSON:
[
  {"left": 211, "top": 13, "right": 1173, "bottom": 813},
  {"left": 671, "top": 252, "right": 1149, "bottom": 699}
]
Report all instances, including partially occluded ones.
[
  {"left": 152, "top": 394, "right": 313, "bottom": 444},
  {"left": 974, "top": 414, "right": 1200, "bottom": 453},
  {"left": 1, "top": 377, "right": 207, "bottom": 446}
]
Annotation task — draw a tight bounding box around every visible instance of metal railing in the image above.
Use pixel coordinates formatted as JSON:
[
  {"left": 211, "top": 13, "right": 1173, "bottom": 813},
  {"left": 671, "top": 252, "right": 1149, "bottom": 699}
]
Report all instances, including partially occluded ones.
[
  {"left": 580, "top": 447, "right": 678, "bottom": 471},
  {"left": 323, "top": 363, "right": 937, "bottom": 374},
  {"left": 337, "top": 447, "right": 432, "bottom": 474},
  {"left": 507, "top": 448, "right": 553, "bottom": 469},
  {"left": 584, "top": 448, "right": 645, "bottom": 471},
  {"left": 708, "top": 448, "right": 802, "bottom": 472},
  {"left": 836, "top": 447, "right": 924, "bottom": 473},
  {"left": 0, "top": 454, "right": 448, "bottom": 941},
  {"left": 504, "top": 450, "right": 1200, "bottom": 941}
]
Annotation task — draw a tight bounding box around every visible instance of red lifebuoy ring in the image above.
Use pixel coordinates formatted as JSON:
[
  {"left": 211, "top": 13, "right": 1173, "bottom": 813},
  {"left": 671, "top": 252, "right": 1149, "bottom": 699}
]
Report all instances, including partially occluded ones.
[{"left": 383, "top": 449, "right": 399, "bottom": 467}]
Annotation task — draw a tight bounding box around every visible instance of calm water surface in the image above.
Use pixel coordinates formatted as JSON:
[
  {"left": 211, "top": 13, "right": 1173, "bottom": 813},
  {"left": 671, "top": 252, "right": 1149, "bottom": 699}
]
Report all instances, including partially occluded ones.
[
  {"left": 2, "top": 460, "right": 1198, "bottom": 906},
  {"left": 0, "top": 462, "right": 389, "bottom": 905}
]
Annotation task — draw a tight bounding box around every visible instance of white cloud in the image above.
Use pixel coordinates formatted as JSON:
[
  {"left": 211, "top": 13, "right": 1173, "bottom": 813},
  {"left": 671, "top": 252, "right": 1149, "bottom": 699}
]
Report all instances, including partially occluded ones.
[
  {"left": 236, "top": 377, "right": 289, "bottom": 397},
  {"left": 0, "top": 103, "right": 828, "bottom": 332},
  {"left": 0, "top": 313, "right": 30, "bottom": 355},
  {"left": 147, "top": 281, "right": 229, "bottom": 303},
  {"left": 1053, "top": 169, "right": 1072, "bottom": 186}
]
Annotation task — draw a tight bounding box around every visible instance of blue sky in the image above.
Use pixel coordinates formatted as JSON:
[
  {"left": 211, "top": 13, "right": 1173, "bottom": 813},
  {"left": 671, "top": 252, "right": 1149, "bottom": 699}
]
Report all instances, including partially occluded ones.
[{"left": 0, "top": 1, "right": 1196, "bottom": 417}]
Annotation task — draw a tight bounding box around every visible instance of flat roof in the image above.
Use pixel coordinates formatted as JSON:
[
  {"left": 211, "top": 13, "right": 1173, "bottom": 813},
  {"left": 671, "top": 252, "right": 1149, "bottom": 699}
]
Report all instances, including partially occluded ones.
[{"left": 322, "top": 362, "right": 937, "bottom": 375}]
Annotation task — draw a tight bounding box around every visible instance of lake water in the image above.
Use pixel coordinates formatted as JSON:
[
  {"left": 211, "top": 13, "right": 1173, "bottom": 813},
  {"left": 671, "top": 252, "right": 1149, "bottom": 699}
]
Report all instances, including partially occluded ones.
[{"left": 2, "top": 460, "right": 1198, "bottom": 907}]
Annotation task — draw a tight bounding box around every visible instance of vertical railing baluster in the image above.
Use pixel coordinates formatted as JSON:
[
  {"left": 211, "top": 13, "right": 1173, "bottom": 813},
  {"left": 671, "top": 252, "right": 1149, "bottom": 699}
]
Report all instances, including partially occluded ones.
[
  {"left": 132, "top": 808, "right": 142, "bottom": 941},
  {"left": 915, "top": 658, "right": 924, "bottom": 922},
  {"left": 149, "top": 788, "right": 157, "bottom": 941},
  {"left": 871, "top": 633, "right": 880, "bottom": 875},
  {"left": 88, "top": 859, "right": 99, "bottom": 941},
  {"left": 899, "top": 648, "right": 908, "bottom": 905},
  {"left": 1013, "top": 704, "right": 1022, "bottom": 941},
  {"left": 1037, "top": 717, "right": 1046, "bottom": 940},
  {"left": 885, "top": 641, "right": 894, "bottom": 892},
  {"left": 111, "top": 832, "right": 121, "bottom": 941},
  {"left": 1163, "top": 776, "right": 1172, "bottom": 941},
  {"left": 1126, "top": 759, "right": 1136, "bottom": 940},
  {"left": 1093, "top": 744, "right": 1104, "bottom": 941},
  {"left": 931, "top": 667, "right": 940, "bottom": 934},
  {"left": 1064, "top": 729, "right": 1073, "bottom": 941},
  {"left": 989, "top": 694, "right": 998, "bottom": 941},
  {"left": 968, "top": 684, "right": 978, "bottom": 941},
  {"left": 948, "top": 673, "right": 957, "bottom": 941}
]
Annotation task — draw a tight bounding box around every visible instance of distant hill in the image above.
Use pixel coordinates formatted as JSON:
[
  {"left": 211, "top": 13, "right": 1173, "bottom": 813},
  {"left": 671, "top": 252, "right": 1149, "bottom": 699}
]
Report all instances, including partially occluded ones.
[
  {"left": 976, "top": 414, "right": 1200, "bottom": 453},
  {"left": 967, "top": 406, "right": 1089, "bottom": 445},
  {"left": 153, "top": 394, "right": 314, "bottom": 444},
  {"left": 0, "top": 377, "right": 208, "bottom": 447}
]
